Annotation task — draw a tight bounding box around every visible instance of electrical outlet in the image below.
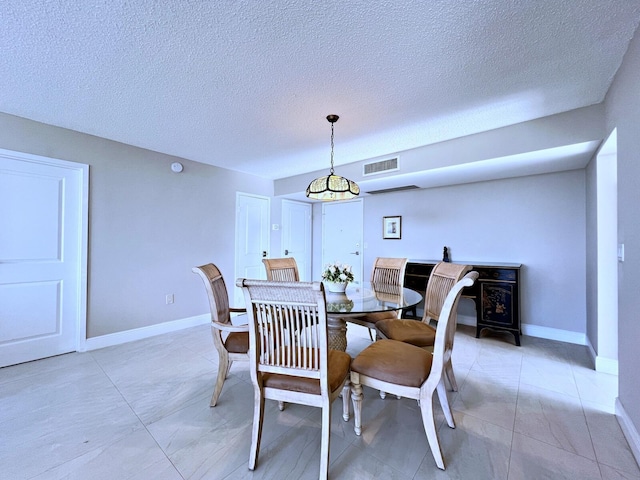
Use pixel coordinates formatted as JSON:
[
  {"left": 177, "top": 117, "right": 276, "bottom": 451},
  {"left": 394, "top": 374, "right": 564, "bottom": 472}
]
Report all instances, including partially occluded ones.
[{"left": 166, "top": 294, "right": 174, "bottom": 304}]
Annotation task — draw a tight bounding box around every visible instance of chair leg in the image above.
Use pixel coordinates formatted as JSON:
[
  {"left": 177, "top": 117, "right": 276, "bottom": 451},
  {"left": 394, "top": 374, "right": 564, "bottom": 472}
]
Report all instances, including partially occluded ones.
[
  {"left": 368, "top": 328, "right": 374, "bottom": 341},
  {"left": 420, "top": 391, "right": 445, "bottom": 470},
  {"left": 444, "top": 359, "right": 458, "bottom": 392},
  {"left": 319, "top": 401, "right": 331, "bottom": 480},
  {"left": 210, "top": 351, "right": 229, "bottom": 407},
  {"left": 436, "top": 380, "right": 455, "bottom": 429},
  {"left": 248, "top": 387, "right": 265, "bottom": 471},
  {"left": 278, "top": 401, "right": 285, "bottom": 411},
  {"left": 342, "top": 381, "right": 351, "bottom": 421},
  {"left": 351, "top": 381, "right": 363, "bottom": 436}
]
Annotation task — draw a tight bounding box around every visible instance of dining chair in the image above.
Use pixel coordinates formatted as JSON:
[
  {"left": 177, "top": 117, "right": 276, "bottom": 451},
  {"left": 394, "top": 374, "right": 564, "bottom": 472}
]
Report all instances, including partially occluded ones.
[
  {"left": 350, "top": 271, "right": 479, "bottom": 470},
  {"left": 192, "top": 263, "right": 249, "bottom": 407},
  {"left": 376, "top": 261, "right": 472, "bottom": 392},
  {"left": 262, "top": 257, "right": 300, "bottom": 282},
  {"left": 347, "top": 257, "right": 408, "bottom": 340},
  {"left": 237, "top": 279, "right": 351, "bottom": 480}
]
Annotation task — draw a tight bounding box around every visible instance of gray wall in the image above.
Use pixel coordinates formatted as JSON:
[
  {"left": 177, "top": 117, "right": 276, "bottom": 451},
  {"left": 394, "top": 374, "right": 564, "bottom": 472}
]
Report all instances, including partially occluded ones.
[
  {"left": 0, "top": 112, "right": 273, "bottom": 337},
  {"left": 313, "top": 170, "right": 587, "bottom": 334},
  {"left": 605, "top": 24, "right": 640, "bottom": 441}
]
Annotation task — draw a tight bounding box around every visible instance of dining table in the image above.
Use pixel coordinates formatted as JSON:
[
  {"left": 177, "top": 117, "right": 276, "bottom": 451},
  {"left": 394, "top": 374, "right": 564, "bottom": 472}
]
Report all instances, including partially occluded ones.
[{"left": 324, "top": 282, "right": 423, "bottom": 351}]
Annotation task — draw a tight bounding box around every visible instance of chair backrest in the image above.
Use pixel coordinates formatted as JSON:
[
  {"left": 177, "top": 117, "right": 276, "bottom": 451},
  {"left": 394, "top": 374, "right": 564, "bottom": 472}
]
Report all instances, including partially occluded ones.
[
  {"left": 262, "top": 258, "right": 300, "bottom": 282},
  {"left": 370, "top": 257, "right": 408, "bottom": 285},
  {"left": 192, "top": 263, "right": 232, "bottom": 325},
  {"left": 429, "top": 271, "right": 479, "bottom": 378},
  {"left": 423, "top": 262, "right": 472, "bottom": 324},
  {"left": 237, "top": 279, "right": 330, "bottom": 394}
]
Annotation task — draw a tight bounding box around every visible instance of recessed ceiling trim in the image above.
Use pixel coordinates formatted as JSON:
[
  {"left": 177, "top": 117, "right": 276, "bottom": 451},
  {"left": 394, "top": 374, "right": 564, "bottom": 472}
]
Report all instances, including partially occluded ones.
[{"left": 366, "top": 185, "right": 419, "bottom": 195}]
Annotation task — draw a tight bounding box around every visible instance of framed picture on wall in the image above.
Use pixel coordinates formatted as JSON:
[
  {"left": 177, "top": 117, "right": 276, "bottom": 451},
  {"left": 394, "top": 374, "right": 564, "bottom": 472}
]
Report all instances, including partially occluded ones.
[{"left": 383, "top": 216, "right": 402, "bottom": 239}]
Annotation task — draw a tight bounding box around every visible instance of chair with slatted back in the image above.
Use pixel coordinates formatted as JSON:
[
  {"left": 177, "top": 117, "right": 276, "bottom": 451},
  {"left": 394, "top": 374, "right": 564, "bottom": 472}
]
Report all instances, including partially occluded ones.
[
  {"left": 192, "top": 263, "right": 249, "bottom": 407},
  {"left": 347, "top": 257, "right": 408, "bottom": 340},
  {"left": 237, "top": 279, "right": 351, "bottom": 480},
  {"left": 350, "top": 271, "right": 478, "bottom": 470},
  {"left": 262, "top": 257, "right": 300, "bottom": 282},
  {"left": 376, "top": 262, "right": 472, "bottom": 392}
]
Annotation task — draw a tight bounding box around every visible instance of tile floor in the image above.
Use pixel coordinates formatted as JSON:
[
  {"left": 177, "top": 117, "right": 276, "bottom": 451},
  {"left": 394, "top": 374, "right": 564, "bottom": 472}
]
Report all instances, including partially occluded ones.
[{"left": 1, "top": 323, "right": 638, "bottom": 480}]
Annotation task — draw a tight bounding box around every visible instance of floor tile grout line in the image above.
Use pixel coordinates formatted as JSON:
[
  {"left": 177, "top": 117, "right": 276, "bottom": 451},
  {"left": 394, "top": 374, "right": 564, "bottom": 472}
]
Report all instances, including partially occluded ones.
[{"left": 88, "top": 350, "right": 187, "bottom": 479}]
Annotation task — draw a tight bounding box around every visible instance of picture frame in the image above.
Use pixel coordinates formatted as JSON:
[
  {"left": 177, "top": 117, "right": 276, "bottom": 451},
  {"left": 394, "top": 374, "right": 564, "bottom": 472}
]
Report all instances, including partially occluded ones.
[{"left": 383, "top": 216, "right": 402, "bottom": 239}]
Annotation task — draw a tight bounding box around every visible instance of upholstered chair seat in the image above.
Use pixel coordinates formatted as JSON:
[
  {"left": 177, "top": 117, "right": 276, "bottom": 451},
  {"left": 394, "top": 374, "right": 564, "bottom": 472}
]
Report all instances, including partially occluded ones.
[
  {"left": 351, "top": 339, "right": 432, "bottom": 387},
  {"left": 262, "top": 349, "right": 351, "bottom": 394},
  {"left": 224, "top": 331, "right": 250, "bottom": 353},
  {"left": 376, "top": 319, "right": 436, "bottom": 348}
]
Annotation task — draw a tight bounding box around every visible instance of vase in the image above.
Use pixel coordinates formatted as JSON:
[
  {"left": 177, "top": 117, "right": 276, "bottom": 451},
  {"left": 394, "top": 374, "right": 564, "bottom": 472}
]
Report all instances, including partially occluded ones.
[{"left": 325, "top": 281, "right": 348, "bottom": 293}]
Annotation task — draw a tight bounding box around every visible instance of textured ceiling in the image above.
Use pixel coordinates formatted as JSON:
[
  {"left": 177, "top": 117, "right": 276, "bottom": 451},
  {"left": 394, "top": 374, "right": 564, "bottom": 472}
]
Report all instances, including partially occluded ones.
[{"left": 2, "top": 1, "right": 639, "bottom": 180}]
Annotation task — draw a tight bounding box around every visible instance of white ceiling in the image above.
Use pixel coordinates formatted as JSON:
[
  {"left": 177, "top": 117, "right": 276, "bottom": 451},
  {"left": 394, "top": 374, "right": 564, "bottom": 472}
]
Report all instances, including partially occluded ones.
[{"left": 2, "top": 1, "right": 639, "bottom": 183}]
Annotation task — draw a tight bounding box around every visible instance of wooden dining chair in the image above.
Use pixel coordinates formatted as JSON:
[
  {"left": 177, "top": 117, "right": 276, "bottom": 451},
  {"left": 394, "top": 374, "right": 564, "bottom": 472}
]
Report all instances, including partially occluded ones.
[
  {"left": 350, "top": 271, "right": 478, "bottom": 470},
  {"left": 376, "top": 262, "right": 472, "bottom": 392},
  {"left": 262, "top": 257, "right": 300, "bottom": 282},
  {"left": 237, "top": 279, "right": 351, "bottom": 480},
  {"left": 192, "top": 263, "right": 249, "bottom": 407},
  {"left": 347, "top": 257, "right": 408, "bottom": 340}
]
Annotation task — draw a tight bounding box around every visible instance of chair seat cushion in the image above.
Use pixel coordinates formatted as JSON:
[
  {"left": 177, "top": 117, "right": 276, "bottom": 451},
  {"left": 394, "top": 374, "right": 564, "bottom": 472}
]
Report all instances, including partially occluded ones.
[
  {"left": 263, "top": 349, "right": 351, "bottom": 395},
  {"left": 224, "top": 331, "right": 249, "bottom": 353},
  {"left": 348, "top": 311, "right": 398, "bottom": 329},
  {"left": 351, "top": 339, "right": 433, "bottom": 387},
  {"left": 376, "top": 319, "right": 436, "bottom": 347}
]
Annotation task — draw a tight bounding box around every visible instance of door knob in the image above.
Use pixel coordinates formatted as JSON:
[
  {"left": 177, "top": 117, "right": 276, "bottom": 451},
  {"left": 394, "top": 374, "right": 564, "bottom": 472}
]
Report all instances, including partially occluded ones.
[
  {"left": 262, "top": 251, "right": 267, "bottom": 258},
  {"left": 350, "top": 251, "right": 360, "bottom": 255},
  {"left": 284, "top": 249, "right": 289, "bottom": 255}
]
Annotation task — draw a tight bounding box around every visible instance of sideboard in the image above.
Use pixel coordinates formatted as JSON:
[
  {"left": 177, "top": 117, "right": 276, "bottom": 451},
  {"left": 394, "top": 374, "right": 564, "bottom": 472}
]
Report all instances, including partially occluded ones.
[{"left": 404, "top": 260, "right": 522, "bottom": 346}]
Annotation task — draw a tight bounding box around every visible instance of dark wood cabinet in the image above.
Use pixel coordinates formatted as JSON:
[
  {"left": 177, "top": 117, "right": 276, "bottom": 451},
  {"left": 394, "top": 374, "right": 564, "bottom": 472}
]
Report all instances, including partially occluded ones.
[{"left": 404, "top": 260, "right": 522, "bottom": 346}]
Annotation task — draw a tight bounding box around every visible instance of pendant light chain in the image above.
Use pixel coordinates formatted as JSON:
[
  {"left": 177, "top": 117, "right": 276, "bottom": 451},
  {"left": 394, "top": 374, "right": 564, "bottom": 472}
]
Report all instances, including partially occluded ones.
[{"left": 329, "top": 120, "right": 335, "bottom": 175}]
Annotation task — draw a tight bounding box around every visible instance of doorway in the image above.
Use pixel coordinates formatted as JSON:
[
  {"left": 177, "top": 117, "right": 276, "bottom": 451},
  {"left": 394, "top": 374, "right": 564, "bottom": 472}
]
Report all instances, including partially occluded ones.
[
  {"left": 281, "top": 200, "right": 312, "bottom": 281},
  {"left": 321, "top": 199, "right": 364, "bottom": 283},
  {"left": 234, "top": 192, "right": 270, "bottom": 306},
  {"left": 0, "top": 148, "right": 88, "bottom": 367}
]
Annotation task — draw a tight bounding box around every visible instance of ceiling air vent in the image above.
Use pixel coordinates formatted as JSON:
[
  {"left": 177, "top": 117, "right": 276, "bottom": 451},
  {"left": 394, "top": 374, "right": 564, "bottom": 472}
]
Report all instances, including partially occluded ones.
[
  {"left": 363, "top": 157, "right": 399, "bottom": 176},
  {"left": 366, "top": 185, "right": 420, "bottom": 195}
]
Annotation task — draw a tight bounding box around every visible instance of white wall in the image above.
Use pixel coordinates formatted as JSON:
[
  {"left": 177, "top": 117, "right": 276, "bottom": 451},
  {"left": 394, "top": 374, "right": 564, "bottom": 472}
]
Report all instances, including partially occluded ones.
[
  {"left": 605, "top": 24, "right": 640, "bottom": 449},
  {"left": 313, "top": 170, "right": 587, "bottom": 335},
  {"left": 0, "top": 112, "right": 273, "bottom": 338}
]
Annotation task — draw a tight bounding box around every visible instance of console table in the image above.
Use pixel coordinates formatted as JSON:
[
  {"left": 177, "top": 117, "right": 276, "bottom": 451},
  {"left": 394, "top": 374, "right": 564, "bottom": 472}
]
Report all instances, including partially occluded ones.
[{"left": 404, "top": 260, "right": 522, "bottom": 346}]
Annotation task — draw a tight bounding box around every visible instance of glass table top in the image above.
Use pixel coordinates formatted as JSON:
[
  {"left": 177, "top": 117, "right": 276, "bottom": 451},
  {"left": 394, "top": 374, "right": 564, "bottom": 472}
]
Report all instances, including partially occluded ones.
[{"left": 324, "top": 282, "right": 422, "bottom": 315}]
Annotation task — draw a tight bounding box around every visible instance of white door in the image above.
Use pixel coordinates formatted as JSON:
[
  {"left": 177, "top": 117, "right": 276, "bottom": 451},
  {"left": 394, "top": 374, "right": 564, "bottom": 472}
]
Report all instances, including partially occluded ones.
[
  {"left": 0, "top": 149, "right": 88, "bottom": 367},
  {"left": 235, "top": 193, "right": 270, "bottom": 305},
  {"left": 281, "top": 200, "right": 312, "bottom": 281},
  {"left": 322, "top": 199, "right": 364, "bottom": 283}
]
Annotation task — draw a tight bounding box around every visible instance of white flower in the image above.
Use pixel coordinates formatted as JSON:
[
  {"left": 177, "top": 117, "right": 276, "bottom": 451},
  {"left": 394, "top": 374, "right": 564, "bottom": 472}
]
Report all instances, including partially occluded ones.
[{"left": 321, "top": 261, "right": 355, "bottom": 283}]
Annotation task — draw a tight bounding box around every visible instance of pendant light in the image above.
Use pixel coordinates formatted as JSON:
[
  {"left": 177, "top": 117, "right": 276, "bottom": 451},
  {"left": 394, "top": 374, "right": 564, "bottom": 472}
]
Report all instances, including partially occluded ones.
[{"left": 306, "top": 115, "right": 360, "bottom": 201}]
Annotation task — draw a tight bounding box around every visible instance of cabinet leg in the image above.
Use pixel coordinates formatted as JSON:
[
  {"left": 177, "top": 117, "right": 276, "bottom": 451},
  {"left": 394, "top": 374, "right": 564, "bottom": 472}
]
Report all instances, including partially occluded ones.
[{"left": 513, "top": 331, "right": 521, "bottom": 347}]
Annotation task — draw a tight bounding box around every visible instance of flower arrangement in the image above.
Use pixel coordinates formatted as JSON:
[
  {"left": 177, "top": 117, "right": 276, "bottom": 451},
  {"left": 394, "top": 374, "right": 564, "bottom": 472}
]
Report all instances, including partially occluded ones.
[{"left": 321, "top": 262, "right": 354, "bottom": 283}]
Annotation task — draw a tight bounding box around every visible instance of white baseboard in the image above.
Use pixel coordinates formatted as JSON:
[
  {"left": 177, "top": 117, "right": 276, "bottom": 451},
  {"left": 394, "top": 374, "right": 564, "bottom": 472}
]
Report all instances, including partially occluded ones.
[
  {"left": 616, "top": 398, "right": 640, "bottom": 468},
  {"left": 521, "top": 323, "right": 587, "bottom": 345},
  {"left": 456, "top": 315, "right": 588, "bottom": 346},
  {"left": 586, "top": 336, "right": 619, "bottom": 375},
  {"left": 80, "top": 314, "right": 210, "bottom": 352}
]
